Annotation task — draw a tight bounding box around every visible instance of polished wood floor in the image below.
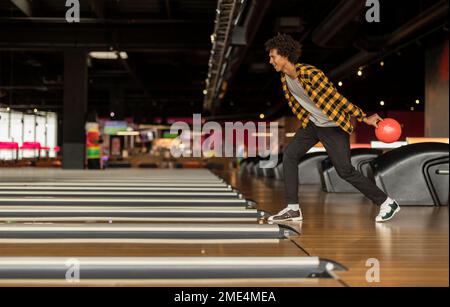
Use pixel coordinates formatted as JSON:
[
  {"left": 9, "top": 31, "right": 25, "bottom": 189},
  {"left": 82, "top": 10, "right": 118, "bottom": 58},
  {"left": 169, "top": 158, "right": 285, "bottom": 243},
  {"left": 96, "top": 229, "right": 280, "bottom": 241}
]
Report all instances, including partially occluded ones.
[
  {"left": 219, "top": 170, "right": 449, "bottom": 287},
  {"left": 0, "top": 168, "right": 448, "bottom": 287}
]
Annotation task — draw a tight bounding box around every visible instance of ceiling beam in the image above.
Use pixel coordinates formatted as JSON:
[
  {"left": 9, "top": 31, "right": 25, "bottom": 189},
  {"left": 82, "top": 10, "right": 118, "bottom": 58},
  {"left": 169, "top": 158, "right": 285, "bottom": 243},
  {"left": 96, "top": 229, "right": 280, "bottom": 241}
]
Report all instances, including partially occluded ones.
[
  {"left": 0, "top": 17, "right": 210, "bottom": 24},
  {"left": 165, "top": 0, "right": 172, "bottom": 19},
  {"left": 311, "top": 0, "right": 365, "bottom": 48},
  {"left": 10, "top": 0, "right": 33, "bottom": 17},
  {"left": 0, "top": 24, "right": 211, "bottom": 51},
  {"left": 88, "top": 0, "right": 105, "bottom": 19},
  {"left": 329, "top": 0, "right": 449, "bottom": 80}
]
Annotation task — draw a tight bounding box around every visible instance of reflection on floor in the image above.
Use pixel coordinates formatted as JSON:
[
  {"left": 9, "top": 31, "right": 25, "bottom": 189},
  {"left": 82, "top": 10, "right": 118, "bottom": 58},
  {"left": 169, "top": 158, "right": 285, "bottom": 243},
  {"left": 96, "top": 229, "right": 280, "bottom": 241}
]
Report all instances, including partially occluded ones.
[{"left": 218, "top": 170, "right": 449, "bottom": 287}]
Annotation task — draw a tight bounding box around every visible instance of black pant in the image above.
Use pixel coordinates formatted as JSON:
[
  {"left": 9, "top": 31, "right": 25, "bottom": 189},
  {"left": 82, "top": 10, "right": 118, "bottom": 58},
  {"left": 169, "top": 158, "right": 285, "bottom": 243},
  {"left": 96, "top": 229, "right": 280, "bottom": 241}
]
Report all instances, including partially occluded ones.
[{"left": 283, "top": 122, "right": 387, "bottom": 205}]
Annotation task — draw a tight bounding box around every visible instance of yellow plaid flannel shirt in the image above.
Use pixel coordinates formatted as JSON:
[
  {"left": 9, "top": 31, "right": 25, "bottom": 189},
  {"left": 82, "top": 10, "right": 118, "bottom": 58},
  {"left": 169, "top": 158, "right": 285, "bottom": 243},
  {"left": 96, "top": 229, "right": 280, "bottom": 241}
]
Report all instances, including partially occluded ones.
[{"left": 281, "top": 63, "right": 366, "bottom": 134}]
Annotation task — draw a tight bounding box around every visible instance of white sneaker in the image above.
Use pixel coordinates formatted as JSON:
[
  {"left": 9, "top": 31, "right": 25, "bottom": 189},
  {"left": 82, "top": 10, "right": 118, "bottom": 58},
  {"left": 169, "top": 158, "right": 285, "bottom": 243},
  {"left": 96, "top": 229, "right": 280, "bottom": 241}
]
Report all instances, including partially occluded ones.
[
  {"left": 376, "top": 200, "right": 401, "bottom": 222},
  {"left": 268, "top": 207, "right": 303, "bottom": 222}
]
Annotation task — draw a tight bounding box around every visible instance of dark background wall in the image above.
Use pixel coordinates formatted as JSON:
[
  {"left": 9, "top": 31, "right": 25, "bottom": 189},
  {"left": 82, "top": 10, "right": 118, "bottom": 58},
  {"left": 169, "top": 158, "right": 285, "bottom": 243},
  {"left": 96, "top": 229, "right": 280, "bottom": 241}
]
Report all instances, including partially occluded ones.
[{"left": 425, "top": 33, "right": 449, "bottom": 137}]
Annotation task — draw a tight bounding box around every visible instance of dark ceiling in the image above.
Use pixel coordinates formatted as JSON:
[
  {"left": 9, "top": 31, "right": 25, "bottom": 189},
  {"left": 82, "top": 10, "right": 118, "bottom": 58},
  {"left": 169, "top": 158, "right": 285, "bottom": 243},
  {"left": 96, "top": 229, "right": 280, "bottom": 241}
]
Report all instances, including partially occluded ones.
[{"left": 0, "top": 0, "right": 448, "bottom": 122}]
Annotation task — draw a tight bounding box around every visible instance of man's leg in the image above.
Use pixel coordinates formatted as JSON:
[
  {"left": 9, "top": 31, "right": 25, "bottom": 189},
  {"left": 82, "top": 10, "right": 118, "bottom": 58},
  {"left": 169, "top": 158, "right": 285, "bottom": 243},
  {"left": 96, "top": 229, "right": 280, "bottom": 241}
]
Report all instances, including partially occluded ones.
[
  {"left": 316, "top": 126, "right": 400, "bottom": 222},
  {"left": 283, "top": 124, "right": 319, "bottom": 204},
  {"left": 269, "top": 123, "right": 318, "bottom": 222}
]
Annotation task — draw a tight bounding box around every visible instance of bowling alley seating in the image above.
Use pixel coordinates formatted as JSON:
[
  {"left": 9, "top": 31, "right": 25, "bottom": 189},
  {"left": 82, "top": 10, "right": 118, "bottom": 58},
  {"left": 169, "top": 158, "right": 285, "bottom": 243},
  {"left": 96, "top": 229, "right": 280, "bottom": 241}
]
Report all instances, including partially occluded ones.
[
  {"left": 320, "top": 149, "right": 382, "bottom": 193},
  {"left": 261, "top": 164, "right": 273, "bottom": 178},
  {"left": 0, "top": 141, "right": 19, "bottom": 164},
  {"left": 238, "top": 155, "right": 279, "bottom": 179},
  {"left": 251, "top": 156, "right": 280, "bottom": 177},
  {"left": 256, "top": 157, "right": 277, "bottom": 177},
  {"left": 247, "top": 156, "right": 263, "bottom": 177},
  {"left": 244, "top": 157, "right": 259, "bottom": 174},
  {"left": 237, "top": 157, "right": 254, "bottom": 176},
  {"left": 14, "top": 142, "right": 41, "bottom": 166},
  {"left": 369, "top": 142, "right": 449, "bottom": 206},
  {"left": 425, "top": 156, "right": 449, "bottom": 206},
  {"left": 40, "top": 146, "right": 60, "bottom": 159},
  {"left": 20, "top": 142, "right": 41, "bottom": 159},
  {"left": 251, "top": 157, "right": 264, "bottom": 177},
  {"left": 261, "top": 154, "right": 283, "bottom": 179},
  {"left": 238, "top": 158, "right": 248, "bottom": 173}
]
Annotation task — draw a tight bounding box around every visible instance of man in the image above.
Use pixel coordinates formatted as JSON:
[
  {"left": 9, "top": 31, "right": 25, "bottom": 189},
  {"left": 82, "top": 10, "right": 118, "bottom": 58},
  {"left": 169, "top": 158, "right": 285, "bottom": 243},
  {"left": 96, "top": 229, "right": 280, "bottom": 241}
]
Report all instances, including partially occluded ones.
[{"left": 265, "top": 33, "right": 400, "bottom": 223}]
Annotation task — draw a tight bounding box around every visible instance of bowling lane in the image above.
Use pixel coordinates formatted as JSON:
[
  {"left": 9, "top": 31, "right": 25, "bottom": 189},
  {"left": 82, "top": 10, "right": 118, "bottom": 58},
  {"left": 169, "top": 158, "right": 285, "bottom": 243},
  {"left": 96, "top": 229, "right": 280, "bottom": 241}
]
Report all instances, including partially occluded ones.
[
  {"left": 0, "top": 168, "right": 223, "bottom": 181},
  {"left": 0, "top": 186, "right": 235, "bottom": 192},
  {"left": 0, "top": 206, "right": 264, "bottom": 222}
]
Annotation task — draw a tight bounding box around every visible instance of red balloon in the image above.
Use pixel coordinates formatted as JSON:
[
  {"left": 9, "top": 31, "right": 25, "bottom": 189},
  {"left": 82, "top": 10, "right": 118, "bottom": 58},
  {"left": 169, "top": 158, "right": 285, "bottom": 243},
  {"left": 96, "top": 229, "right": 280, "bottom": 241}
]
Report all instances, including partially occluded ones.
[{"left": 375, "top": 118, "right": 402, "bottom": 143}]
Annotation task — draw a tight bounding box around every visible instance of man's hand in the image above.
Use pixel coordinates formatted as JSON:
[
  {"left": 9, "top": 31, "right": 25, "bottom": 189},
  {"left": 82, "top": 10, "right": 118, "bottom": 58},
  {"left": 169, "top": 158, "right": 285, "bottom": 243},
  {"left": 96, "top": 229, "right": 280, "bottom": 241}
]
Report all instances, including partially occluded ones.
[{"left": 363, "top": 113, "right": 383, "bottom": 128}]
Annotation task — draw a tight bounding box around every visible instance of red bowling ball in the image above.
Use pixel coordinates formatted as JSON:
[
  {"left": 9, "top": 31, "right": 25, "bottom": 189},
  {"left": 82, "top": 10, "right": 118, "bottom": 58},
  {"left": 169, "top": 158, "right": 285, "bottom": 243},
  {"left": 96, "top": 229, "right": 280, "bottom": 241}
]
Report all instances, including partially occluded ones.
[{"left": 375, "top": 118, "right": 402, "bottom": 143}]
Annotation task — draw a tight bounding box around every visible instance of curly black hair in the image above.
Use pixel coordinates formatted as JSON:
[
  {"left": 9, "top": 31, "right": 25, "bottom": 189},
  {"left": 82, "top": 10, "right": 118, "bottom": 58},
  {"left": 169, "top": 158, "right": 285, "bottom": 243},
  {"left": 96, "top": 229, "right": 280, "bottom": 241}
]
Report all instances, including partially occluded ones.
[{"left": 265, "top": 33, "right": 302, "bottom": 64}]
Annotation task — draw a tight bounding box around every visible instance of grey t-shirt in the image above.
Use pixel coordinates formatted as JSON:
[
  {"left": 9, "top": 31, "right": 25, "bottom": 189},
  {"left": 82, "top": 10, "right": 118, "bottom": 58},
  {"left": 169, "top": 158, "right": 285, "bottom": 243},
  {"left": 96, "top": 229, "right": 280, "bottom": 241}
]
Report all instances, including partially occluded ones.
[{"left": 285, "top": 76, "right": 338, "bottom": 127}]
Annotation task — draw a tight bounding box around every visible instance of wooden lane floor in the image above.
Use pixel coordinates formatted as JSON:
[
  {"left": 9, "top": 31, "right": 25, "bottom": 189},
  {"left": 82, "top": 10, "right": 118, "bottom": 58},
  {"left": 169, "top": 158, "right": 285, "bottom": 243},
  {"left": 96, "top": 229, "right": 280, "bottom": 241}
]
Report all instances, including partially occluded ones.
[
  {"left": 292, "top": 205, "right": 449, "bottom": 287},
  {"left": 0, "top": 238, "right": 305, "bottom": 257},
  {"left": 217, "top": 170, "right": 449, "bottom": 287}
]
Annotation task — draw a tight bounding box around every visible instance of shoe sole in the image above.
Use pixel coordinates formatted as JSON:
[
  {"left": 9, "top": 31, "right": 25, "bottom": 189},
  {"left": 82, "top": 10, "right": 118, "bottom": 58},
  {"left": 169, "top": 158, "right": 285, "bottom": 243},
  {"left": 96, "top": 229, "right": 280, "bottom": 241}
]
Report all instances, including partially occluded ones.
[{"left": 376, "top": 206, "right": 401, "bottom": 223}]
